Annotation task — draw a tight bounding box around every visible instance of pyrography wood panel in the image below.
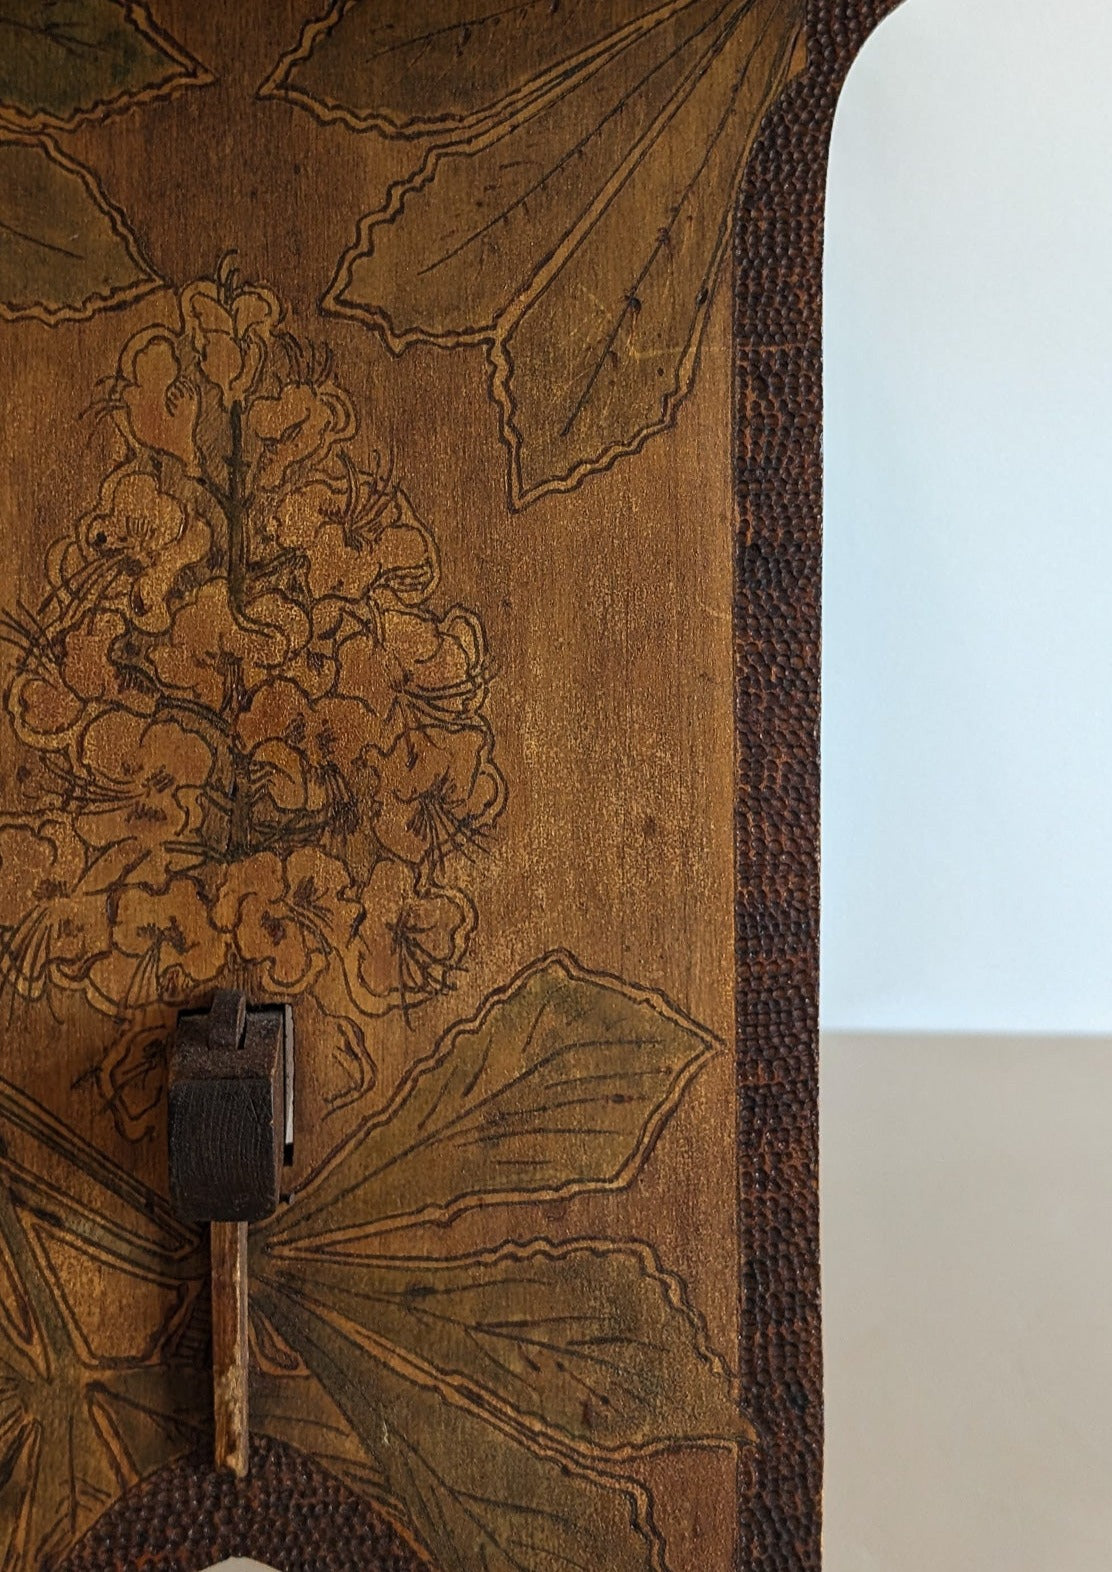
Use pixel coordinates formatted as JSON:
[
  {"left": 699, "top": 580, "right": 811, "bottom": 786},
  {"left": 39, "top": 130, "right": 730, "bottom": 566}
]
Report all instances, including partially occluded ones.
[{"left": 0, "top": 2, "right": 901, "bottom": 1569}]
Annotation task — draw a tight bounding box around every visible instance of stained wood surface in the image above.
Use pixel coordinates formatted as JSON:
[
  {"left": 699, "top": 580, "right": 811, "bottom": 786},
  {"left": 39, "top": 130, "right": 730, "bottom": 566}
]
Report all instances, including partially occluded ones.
[{"left": 0, "top": 1, "right": 898, "bottom": 1568}]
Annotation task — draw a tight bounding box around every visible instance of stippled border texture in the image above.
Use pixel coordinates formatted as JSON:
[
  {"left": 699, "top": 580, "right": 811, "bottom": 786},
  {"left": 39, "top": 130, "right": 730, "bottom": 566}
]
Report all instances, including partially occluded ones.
[
  {"left": 58, "top": 1, "right": 904, "bottom": 1565},
  {"left": 735, "top": 2, "right": 902, "bottom": 1569}
]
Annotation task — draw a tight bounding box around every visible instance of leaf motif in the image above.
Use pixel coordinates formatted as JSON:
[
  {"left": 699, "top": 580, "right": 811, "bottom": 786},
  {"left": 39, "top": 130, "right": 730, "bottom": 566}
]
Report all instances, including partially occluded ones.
[
  {"left": 266, "top": 951, "right": 718, "bottom": 1248},
  {"left": 0, "top": 1075, "right": 203, "bottom": 1571},
  {"left": 0, "top": 0, "right": 211, "bottom": 132},
  {"left": 257, "top": 1275, "right": 668, "bottom": 1572},
  {"left": 261, "top": 1237, "right": 753, "bottom": 1459},
  {"left": 0, "top": 1074, "right": 195, "bottom": 1265},
  {"left": 0, "top": 133, "right": 158, "bottom": 322},
  {"left": 261, "top": 0, "right": 683, "bottom": 138},
  {"left": 326, "top": 0, "right": 750, "bottom": 344},
  {"left": 84, "top": 1364, "right": 202, "bottom": 1479},
  {"left": 0, "top": 1410, "right": 36, "bottom": 1572},
  {"left": 495, "top": 0, "right": 806, "bottom": 503},
  {"left": 253, "top": 1362, "right": 395, "bottom": 1509},
  {"left": 321, "top": 0, "right": 807, "bottom": 506}
]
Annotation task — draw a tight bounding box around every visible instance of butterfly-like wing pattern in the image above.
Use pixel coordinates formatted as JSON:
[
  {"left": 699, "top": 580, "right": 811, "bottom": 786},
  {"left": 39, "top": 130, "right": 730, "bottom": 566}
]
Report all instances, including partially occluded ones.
[{"left": 0, "top": 955, "right": 750, "bottom": 1572}]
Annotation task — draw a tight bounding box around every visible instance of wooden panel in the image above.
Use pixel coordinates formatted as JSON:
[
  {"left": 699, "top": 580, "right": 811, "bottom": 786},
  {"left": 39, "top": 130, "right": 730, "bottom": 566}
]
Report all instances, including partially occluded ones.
[{"left": 0, "top": 2, "right": 902, "bottom": 1568}]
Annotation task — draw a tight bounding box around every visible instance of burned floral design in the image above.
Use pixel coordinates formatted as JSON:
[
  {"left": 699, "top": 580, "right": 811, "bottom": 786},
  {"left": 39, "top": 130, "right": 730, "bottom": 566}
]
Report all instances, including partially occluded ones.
[{"left": 0, "top": 260, "right": 504, "bottom": 1136}]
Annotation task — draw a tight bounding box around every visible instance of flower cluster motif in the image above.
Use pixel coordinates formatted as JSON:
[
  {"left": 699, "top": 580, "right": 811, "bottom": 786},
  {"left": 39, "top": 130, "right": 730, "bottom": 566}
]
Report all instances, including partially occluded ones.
[{"left": 0, "top": 260, "right": 504, "bottom": 1135}]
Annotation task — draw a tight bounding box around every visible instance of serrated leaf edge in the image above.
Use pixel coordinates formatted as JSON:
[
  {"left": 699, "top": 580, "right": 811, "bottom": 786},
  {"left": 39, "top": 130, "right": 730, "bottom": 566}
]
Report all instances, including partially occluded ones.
[
  {"left": 274, "top": 948, "right": 721, "bottom": 1245},
  {"left": 256, "top": 1268, "right": 672, "bottom": 1572},
  {"left": 0, "top": 130, "right": 162, "bottom": 325},
  {"left": 0, "top": 0, "right": 213, "bottom": 134},
  {"left": 257, "top": 0, "right": 672, "bottom": 141},
  {"left": 261, "top": 1233, "right": 757, "bottom": 1462}
]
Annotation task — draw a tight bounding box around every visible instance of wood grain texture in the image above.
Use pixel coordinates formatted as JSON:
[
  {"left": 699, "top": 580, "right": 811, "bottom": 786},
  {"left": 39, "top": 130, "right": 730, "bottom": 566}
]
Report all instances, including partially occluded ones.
[
  {"left": 0, "top": 1, "right": 905, "bottom": 1567},
  {"left": 211, "top": 1222, "right": 249, "bottom": 1479},
  {"left": 168, "top": 996, "right": 286, "bottom": 1224}
]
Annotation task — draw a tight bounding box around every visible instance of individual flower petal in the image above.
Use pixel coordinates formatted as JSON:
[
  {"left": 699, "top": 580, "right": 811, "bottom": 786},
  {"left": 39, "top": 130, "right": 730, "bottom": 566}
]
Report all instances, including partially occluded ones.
[
  {"left": 368, "top": 494, "right": 441, "bottom": 608},
  {"left": 0, "top": 816, "right": 114, "bottom": 1001},
  {"left": 269, "top": 477, "right": 439, "bottom": 610},
  {"left": 75, "top": 710, "right": 215, "bottom": 889},
  {"left": 372, "top": 724, "right": 504, "bottom": 870},
  {"left": 180, "top": 278, "right": 279, "bottom": 406},
  {"left": 271, "top": 596, "right": 357, "bottom": 701},
  {"left": 57, "top": 610, "right": 137, "bottom": 704},
  {"left": 4, "top": 602, "right": 151, "bottom": 756},
  {"left": 215, "top": 851, "right": 315, "bottom": 990},
  {"left": 150, "top": 580, "right": 287, "bottom": 709},
  {"left": 115, "top": 327, "right": 200, "bottom": 472},
  {"left": 247, "top": 381, "right": 354, "bottom": 492},
  {"left": 106, "top": 876, "right": 227, "bottom": 1002},
  {"left": 237, "top": 678, "right": 390, "bottom": 828},
  {"left": 336, "top": 607, "right": 490, "bottom": 730},
  {"left": 343, "top": 856, "right": 474, "bottom": 1009},
  {"left": 0, "top": 814, "right": 84, "bottom": 912},
  {"left": 214, "top": 848, "right": 359, "bottom": 995},
  {"left": 239, "top": 586, "right": 312, "bottom": 664},
  {"left": 6, "top": 669, "right": 86, "bottom": 750},
  {"left": 267, "top": 478, "right": 340, "bottom": 554},
  {"left": 246, "top": 739, "right": 309, "bottom": 812},
  {"left": 212, "top": 850, "right": 287, "bottom": 930},
  {"left": 80, "top": 469, "right": 211, "bottom": 633}
]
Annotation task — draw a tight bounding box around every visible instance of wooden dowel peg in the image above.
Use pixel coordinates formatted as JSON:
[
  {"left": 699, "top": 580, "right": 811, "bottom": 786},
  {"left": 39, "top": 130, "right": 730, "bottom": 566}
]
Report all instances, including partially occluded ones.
[{"left": 211, "top": 1221, "right": 249, "bottom": 1478}]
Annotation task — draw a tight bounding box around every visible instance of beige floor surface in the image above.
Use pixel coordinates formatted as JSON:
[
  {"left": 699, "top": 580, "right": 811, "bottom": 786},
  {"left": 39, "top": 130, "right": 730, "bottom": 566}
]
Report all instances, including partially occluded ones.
[{"left": 822, "top": 1031, "right": 1112, "bottom": 1572}]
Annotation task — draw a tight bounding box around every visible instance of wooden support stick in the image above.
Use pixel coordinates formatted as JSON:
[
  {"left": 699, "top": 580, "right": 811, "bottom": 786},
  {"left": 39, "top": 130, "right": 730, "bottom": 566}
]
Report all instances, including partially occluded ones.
[
  {"left": 211, "top": 1221, "right": 249, "bottom": 1477},
  {"left": 170, "top": 994, "right": 289, "bottom": 1475}
]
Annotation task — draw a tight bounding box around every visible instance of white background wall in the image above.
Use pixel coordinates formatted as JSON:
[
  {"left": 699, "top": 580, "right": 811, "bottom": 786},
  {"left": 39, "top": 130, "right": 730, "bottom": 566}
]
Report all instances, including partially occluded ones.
[
  {"left": 821, "top": 0, "right": 1112, "bottom": 1033},
  {"left": 821, "top": 4, "right": 1112, "bottom": 1569}
]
